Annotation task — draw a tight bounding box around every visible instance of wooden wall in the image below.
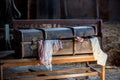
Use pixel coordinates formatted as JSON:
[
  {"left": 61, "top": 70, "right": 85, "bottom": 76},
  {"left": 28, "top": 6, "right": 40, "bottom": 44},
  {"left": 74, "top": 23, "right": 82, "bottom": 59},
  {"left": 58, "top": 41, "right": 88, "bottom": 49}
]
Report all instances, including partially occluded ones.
[
  {"left": 65, "top": 0, "right": 97, "bottom": 19},
  {"left": 36, "top": 0, "right": 60, "bottom": 19},
  {"left": 99, "top": 0, "right": 109, "bottom": 20},
  {"left": 109, "top": 0, "right": 120, "bottom": 21},
  {"left": 14, "top": 0, "right": 98, "bottom": 19},
  {"left": 14, "top": 0, "right": 120, "bottom": 21},
  {"left": 36, "top": 0, "right": 97, "bottom": 19},
  {"left": 14, "top": 0, "right": 28, "bottom": 19}
]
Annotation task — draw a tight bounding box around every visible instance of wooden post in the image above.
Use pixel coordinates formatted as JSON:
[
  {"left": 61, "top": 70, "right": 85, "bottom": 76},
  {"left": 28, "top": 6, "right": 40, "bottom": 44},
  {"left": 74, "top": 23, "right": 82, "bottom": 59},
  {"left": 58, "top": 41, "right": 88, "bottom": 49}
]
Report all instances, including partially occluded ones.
[
  {"left": 96, "top": 0, "right": 99, "bottom": 19},
  {"left": 27, "top": 0, "right": 32, "bottom": 19},
  {"left": 101, "top": 66, "right": 105, "bottom": 80},
  {"left": 60, "top": 0, "right": 66, "bottom": 19},
  {"left": 85, "top": 62, "right": 89, "bottom": 79}
]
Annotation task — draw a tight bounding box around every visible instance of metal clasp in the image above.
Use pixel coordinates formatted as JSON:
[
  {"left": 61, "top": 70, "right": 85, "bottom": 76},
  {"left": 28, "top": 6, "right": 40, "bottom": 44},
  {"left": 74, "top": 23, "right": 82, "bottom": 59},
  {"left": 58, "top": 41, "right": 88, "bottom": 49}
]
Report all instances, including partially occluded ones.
[{"left": 30, "top": 37, "right": 37, "bottom": 50}]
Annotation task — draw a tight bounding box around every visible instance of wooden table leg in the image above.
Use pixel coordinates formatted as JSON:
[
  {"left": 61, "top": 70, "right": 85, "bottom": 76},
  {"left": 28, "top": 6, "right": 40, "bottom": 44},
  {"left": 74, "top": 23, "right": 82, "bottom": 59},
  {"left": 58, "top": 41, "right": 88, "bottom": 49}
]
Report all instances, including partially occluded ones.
[{"left": 101, "top": 66, "right": 105, "bottom": 80}]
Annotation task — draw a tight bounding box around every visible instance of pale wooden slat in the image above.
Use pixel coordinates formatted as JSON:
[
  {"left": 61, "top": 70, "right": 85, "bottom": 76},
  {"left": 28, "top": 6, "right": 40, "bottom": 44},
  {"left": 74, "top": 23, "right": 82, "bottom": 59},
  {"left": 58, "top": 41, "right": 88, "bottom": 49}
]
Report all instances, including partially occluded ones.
[
  {"left": 15, "top": 72, "right": 99, "bottom": 80},
  {"left": 1, "top": 55, "right": 95, "bottom": 67},
  {"left": 4, "top": 67, "right": 90, "bottom": 78},
  {"left": 100, "top": 66, "right": 105, "bottom": 80},
  {"left": 52, "top": 55, "right": 95, "bottom": 64}
]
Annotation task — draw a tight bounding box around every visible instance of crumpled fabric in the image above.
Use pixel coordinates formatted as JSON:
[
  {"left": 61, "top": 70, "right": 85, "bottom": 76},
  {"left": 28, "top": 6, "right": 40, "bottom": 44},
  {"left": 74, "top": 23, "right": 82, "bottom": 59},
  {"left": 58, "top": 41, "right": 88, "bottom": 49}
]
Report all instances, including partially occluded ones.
[
  {"left": 75, "top": 36, "right": 84, "bottom": 42},
  {"left": 38, "top": 40, "right": 63, "bottom": 70},
  {"left": 90, "top": 37, "right": 107, "bottom": 66}
]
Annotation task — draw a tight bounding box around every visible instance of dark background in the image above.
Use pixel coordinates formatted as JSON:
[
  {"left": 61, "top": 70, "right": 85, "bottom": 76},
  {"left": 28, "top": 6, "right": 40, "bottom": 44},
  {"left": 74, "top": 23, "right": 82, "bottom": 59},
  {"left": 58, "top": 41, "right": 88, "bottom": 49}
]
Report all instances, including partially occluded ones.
[{"left": 14, "top": 0, "right": 120, "bottom": 22}]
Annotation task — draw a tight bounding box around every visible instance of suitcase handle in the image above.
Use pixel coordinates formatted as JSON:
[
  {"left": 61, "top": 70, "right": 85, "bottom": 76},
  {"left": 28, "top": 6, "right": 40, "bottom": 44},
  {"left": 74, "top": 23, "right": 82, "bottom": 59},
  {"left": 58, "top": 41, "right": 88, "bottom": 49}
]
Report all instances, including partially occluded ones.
[{"left": 30, "top": 37, "right": 37, "bottom": 50}]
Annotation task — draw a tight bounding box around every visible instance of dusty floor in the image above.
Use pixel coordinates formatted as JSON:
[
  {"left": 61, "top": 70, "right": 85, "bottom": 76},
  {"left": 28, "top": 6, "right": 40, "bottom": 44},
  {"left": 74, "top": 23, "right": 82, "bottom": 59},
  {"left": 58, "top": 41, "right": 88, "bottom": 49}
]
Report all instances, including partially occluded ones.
[{"left": 102, "top": 22, "right": 120, "bottom": 66}]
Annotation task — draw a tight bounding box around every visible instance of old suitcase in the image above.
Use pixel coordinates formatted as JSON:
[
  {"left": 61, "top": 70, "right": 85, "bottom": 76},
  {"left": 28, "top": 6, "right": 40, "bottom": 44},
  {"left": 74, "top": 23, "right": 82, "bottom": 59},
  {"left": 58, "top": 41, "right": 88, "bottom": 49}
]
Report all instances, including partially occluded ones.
[
  {"left": 72, "top": 26, "right": 95, "bottom": 54},
  {"left": 13, "top": 29, "right": 43, "bottom": 58},
  {"left": 13, "top": 26, "right": 96, "bottom": 58}
]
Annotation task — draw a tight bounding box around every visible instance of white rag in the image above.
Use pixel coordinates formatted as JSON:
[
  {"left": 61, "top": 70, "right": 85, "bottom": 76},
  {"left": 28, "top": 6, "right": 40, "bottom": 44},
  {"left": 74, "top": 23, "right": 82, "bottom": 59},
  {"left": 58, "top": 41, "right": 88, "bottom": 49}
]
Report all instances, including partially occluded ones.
[
  {"left": 38, "top": 40, "right": 63, "bottom": 70},
  {"left": 90, "top": 37, "right": 107, "bottom": 66}
]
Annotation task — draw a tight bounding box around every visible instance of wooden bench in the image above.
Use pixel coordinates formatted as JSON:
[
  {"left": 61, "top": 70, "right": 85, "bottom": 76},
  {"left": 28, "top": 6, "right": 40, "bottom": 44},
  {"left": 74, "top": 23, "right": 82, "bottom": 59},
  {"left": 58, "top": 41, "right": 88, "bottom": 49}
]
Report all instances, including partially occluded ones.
[{"left": 0, "top": 19, "right": 105, "bottom": 80}]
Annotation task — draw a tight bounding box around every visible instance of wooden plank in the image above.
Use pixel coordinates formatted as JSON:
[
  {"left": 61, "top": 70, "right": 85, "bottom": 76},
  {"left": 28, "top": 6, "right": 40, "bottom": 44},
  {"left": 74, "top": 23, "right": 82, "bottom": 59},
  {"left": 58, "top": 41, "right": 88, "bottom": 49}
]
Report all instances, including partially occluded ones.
[
  {"left": 1, "top": 55, "right": 95, "bottom": 67},
  {"left": 4, "top": 67, "right": 90, "bottom": 78},
  {"left": 15, "top": 72, "right": 99, "bottom": 80},
  {"left": 101, "top": 66, "right": 105, "bottom": 80},
  {"left": 13, "top": 19, "right": 102, "bottom": 27},
  {"left": 52, "top": 55, "right": 95, "bottom": 64}
]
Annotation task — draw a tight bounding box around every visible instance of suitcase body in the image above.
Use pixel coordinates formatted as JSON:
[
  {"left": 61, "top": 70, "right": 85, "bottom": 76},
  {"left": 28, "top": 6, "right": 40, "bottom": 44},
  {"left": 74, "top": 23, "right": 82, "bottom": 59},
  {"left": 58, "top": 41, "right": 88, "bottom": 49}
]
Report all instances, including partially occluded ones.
[{"left": 13, "top": 26, "right": 95, "bottom": 58}]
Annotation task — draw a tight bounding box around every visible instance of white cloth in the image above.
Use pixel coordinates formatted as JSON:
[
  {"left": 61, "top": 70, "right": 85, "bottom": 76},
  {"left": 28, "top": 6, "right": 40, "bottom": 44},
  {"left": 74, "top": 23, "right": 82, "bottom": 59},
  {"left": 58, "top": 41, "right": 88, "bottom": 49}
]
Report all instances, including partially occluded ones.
[
  {"left": 38, "top": 40, "right": 62, "bottom": 70},
  {"left": 90, "top": 37, "right": 107, "bottom": 66}
]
